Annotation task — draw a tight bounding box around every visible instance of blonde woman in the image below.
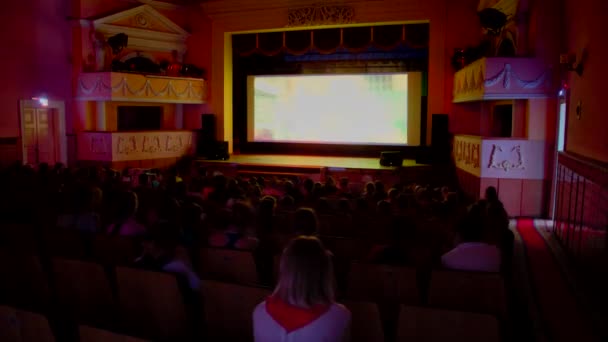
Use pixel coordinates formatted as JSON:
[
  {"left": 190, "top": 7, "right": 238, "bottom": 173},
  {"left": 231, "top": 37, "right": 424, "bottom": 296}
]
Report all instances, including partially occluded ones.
[{"left": 253, "top": 236, "right": 351, "bottom": 342}]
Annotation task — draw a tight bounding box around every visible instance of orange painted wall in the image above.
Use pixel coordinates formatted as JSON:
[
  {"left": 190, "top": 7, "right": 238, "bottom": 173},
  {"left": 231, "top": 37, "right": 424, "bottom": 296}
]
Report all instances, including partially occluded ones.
[
  {"left": 0, "top": 0, "right": 72, "bottom": 137},
  {"left": 564, "top": 0, "right": 608, "bottom": 162}
]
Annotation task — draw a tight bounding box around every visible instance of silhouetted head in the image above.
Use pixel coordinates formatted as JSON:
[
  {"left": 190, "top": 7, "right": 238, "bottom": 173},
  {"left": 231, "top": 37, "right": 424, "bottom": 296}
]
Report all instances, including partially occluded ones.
[
  {"left": 293, "top": 207, "right": 319, "bottom": 236},
  {"left": 485, "top": 186, "right": 499, "bottom": 202}
]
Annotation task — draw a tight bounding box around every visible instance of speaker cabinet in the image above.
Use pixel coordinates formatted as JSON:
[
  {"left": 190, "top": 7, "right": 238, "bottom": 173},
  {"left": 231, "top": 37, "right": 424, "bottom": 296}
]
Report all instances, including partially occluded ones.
[
  {"left": 431, "top": 114, "right": 450, "bottom": 163},
  {"left": 200, "top": 114, "right": 216, "bottom": 142},
  {"left": 380, "top": 151, "right": 403, "bottom": 167}
]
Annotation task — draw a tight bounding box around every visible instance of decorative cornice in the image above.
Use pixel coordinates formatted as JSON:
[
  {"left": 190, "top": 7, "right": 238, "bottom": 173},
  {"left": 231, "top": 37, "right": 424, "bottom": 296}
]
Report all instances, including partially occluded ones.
[
  {"left": 136, "top": 0, "right": 184, "bottom": 11},
  {"left": 287, "top": 3, "right": 355, "bottom": 27},
  {"left": 453, "top": 57, "right": 554, "bottom": 103},
  {"left": 93, "top": 5, "right": 190, "bottom": 54}
]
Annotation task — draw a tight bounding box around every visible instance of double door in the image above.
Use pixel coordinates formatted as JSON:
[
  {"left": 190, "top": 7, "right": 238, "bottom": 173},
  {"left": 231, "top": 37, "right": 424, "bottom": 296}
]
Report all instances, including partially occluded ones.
[{"left": 22, "top": 108, "right": 57, "bottom": 165}]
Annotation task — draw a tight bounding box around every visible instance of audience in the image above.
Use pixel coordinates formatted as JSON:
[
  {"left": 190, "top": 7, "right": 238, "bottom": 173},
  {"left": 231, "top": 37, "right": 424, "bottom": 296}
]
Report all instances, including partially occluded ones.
[
  {"left": 56, "top": 185, "right": 100, "bottom": 233},
  {"left": 134, "top": 222, "right": 201, "bottom": 292},
  {"left": 0, "top": 161, "right": 518, "bottom": 340},
  {"left": 253, "top": 236, "right": 351, "bottom": 342},
  {"left": 106, "top": 191, "right": 146, "bottom": 236},
  {"left": 208, "top": 200, "right": 258, "bottom": 250}
]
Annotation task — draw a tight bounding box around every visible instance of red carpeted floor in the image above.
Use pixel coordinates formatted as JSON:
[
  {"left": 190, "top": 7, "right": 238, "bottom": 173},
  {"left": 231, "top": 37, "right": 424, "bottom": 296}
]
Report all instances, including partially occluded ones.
[{"left": 516, "top": 219, "right": 599, "bottom": 342}]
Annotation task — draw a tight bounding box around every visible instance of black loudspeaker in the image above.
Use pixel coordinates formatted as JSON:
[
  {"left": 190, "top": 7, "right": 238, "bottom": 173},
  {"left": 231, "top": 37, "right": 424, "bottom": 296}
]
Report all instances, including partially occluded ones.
[
  {"left": 200, "top": 114, "right": 216, "bottom": 142},
  {"left": 431, "top": 114, "right": 450, "bottom": 163},
  {"left": 198, "top": 141, "right": 229, "bottom": 160},
  {"left": 380, "top": 151, "right": 403, "bottom": 167}
]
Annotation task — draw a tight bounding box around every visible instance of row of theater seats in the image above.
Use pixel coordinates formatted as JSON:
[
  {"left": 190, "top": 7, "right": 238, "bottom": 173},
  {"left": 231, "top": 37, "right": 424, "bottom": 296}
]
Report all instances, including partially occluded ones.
[
  {"left": 0, "top": 246, "right": 506, "bottom": 341},
  {"left": 0, "top": 306, "right": 146, "bottom": 342},
  {"left": 1, "top": 288, "right": 500, "bottom": 342}
]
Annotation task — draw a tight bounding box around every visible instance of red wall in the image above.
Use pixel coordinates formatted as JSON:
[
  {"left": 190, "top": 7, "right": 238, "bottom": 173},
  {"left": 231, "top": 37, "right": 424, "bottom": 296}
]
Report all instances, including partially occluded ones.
[
  {"left": 443, "top": 0, "right": 483, "bottom": 132},
  {"left": 564, "top": 0, "right": 608, "bottom": 162},
  {"left": 183, "top": 9, "right": 213, "bottom": 130},
  {"left": 0, "top": 0, "right": 72, "bottom": 137}
]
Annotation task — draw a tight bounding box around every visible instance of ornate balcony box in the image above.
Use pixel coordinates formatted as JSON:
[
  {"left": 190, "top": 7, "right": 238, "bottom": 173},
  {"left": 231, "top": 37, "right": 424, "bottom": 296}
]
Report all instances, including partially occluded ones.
[
  {"left": 453, "top": 57, "right": 554, "bottom": 103},
  {"left": 76, "top": 72, "right": 206, "bottom": 104}
]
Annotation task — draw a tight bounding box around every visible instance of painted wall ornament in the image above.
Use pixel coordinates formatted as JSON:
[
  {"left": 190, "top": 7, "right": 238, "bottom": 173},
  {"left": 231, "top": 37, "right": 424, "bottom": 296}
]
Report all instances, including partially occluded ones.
[
  {"left": 287, "top": 3, "right": 354, "bottom": 27},
  {"left": 488, "top": 144, "right": 525, "bottom": 171}
]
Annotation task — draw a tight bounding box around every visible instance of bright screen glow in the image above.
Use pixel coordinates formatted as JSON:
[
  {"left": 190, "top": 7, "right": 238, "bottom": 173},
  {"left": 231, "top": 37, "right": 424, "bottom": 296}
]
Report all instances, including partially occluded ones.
[{"left": 247, "top": 73, "right": 422, "bottom": 146}]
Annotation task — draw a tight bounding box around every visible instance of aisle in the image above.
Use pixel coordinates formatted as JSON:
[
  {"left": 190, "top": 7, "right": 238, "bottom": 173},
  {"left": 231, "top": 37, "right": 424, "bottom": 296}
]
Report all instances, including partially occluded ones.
[{"left": 515, "top": 219, "right": 599, "bottom": 342}]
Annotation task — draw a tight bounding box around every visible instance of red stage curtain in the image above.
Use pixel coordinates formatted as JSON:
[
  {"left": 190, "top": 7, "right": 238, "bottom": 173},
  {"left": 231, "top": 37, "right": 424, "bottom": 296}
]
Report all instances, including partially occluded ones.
[
  {"left": 343, "top": 26, "right": 372, "bottom": 53},
  {"left": 313, "top": 28, "right": 341, "bottom": 54},
  {"left": 372, "top": 25, "right": 404, "bottom": 50},
  {"left": 258, "top": 31, "right": 284, "bottom": 56},
  {"left": 233, "top": 33, "right": 257, "bottom": 56},
  {"left": 284, "top": 30, "right": 312, "bottom": 55},
  {"left": 233, "top": 24, "right": 429, "bottom": 57}
]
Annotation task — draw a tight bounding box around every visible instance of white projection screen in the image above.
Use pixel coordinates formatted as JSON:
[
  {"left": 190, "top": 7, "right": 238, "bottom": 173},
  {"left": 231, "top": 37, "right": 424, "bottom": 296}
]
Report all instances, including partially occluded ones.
[{"left": 247, "top": 73, "right": 422, "bottom": 146}]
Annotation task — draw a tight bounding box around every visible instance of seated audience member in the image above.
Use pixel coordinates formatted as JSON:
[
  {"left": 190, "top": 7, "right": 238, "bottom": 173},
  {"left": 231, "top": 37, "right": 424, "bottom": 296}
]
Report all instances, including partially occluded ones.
[
  {"left": 253, "top": 236, "right": 351, "bottom": 342},
  {"left": 373, "top": 181, "right": 387, "bottom": 202},
  {"left": 387, "top": 188, "right": 399, "bottom": 203},
  {"left": 255, "top": 196, "right": 278, "bottom": 286},
  {"left": 134, "top": 222, "right": 201, "bottom": 292},
  {"left": 337, "top": 177, "right": 352, "bottom": 198},
  {"left": 316, "top": 197, "right": 333, "bottom": 215},
  {"left": 208, "top": 200, "right": 258, "bottom": 250},
  {"left": 324, "top": 176, "right": 339, "bottom": 196},
  {"left": 284, "top": 180, "right": 303, "bottom": 204},
  {"left": 106, "top": 191, "right": 146, "bottom": 236},
  {"left": 56, "top": 185, "right": 100, "bottom": 233},
  {"left": 483, "top": 186, "right": 514, "bottom": 271},
  {"left": 301, "top": 178, "right": 315, "bottom": 204},
  {"left": 279, "top": 195, "right": 296, "bottom": 211},
  {"left": 293, "top": 207, "right": 319, "bottom": 236},
  {"left": 368, "top": 216, "right": 415, "bottom": 266},
  {"left": 377, "top": 200, "right": 392, "bottom": 216},
  {"left": 362, "top": 181, "right": 376, "bottom": 203},
  {"left": 441, "top": 204, "right": 501, "bottom": 272},
  {"left": 336, "top": 199, "right": 352, "bottom": 215}
]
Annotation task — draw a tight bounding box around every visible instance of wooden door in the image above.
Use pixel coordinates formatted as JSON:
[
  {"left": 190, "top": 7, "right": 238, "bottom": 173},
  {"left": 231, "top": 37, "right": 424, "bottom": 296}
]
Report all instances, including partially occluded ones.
[{"left": 22, "top": 108, "right": 56, "bottom": 165}]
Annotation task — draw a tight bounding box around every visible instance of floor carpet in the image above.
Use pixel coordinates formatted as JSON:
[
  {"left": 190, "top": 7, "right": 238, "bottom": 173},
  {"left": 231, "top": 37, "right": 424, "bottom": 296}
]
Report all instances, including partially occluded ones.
[{"left": 516, "top": 218, "right": 599, "bottom": 342}]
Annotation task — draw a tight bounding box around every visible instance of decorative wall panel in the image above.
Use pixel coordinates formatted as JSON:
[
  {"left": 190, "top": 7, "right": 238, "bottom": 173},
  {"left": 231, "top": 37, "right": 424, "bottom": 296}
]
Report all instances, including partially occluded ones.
[
  {"left": 77, "top": 72, "right": 206, "bottom": 104},
  {"left": 453, "top": 57, "right": 554, "bottom": 102},
  {"left": 78, "top": 130, "right": 193, "bottom": 161}
]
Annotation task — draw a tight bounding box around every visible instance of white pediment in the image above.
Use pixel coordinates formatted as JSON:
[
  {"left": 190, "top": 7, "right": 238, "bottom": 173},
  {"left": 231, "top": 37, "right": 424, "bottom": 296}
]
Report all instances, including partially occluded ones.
[{"left": 93, "top": 5, "right": 190, "bottom": 54}]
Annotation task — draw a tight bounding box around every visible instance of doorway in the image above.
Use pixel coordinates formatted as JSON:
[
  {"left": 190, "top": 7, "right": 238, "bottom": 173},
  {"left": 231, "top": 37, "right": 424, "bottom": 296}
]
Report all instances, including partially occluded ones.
[
  {"left": 19, "top": 100, "right": 67, "bottom": 166},
  {"left": 551, "top": 95, "right": 568, "bottom": 220},
  {"left": 491, "top": 104, "right": 513, "bottom": 137}
]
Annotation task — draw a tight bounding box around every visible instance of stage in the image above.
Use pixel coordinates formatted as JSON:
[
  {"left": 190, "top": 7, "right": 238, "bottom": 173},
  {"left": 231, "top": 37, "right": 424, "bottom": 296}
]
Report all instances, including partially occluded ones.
[{"left": 195, "top": 154, "right": 434, "bottom": 183}]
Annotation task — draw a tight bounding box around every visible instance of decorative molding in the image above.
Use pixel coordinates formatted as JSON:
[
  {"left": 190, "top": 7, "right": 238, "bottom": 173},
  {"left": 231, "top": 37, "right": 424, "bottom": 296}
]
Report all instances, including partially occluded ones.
[
  {"left": 453, "top": 57, "right": 554, "bottom": 103},
  {"left": 93, "top": 5, "right": 190, "bottom": 54},
  {"left": 77, "top": 72, "right": 206, "bottom": 104},
  {"left": 135, "top": 0, "right": 184, "bottom": 11},
  {"left": 287, "top": 3, "right": 355, "bottom": 27},
  {"left": 487, "top": 144, "right": 525, "bottom": 171},
  {"left": 455, "top": 135, "right": 546, "bottom": 180},
  {"left": 453, "top": 135, "right": 482, "bottom": 177},
  {"left": 78, "top": 131, "right": 194, "bottom": 162}
]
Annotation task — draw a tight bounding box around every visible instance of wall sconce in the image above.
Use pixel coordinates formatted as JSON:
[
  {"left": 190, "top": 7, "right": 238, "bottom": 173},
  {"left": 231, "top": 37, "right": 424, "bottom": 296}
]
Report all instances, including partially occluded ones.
[{"left": 560, "top": 51, "right": 585, "bottom": 76}]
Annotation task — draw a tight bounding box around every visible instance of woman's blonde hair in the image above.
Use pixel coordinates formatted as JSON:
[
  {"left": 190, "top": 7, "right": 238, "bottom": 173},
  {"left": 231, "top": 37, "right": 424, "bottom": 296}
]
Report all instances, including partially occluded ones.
[{"left": 274, "top": 236, "right": 335, "bottom": 308}]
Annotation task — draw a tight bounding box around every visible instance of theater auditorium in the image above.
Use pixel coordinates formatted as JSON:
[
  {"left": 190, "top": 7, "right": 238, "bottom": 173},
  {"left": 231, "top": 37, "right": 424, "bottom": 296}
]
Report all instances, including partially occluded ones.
[{"left": 0, "top": 0, "right": 606, "bottom": 341}]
